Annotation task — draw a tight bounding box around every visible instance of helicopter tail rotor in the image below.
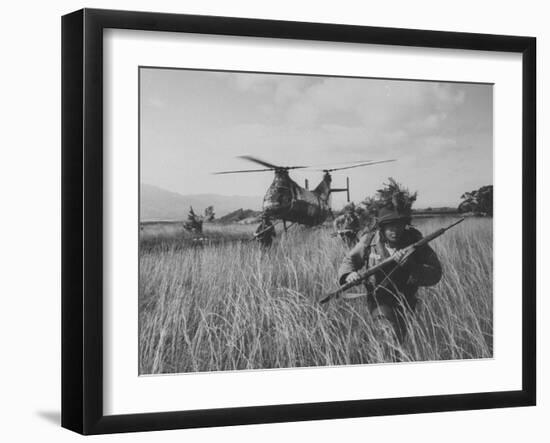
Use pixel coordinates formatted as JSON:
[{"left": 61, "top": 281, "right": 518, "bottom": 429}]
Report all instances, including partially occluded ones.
[
  {"left": 326, "top": 159, "right": 396, "bottom": 202},
  {"left": 330, "top": 177, "right": 351, "bottom": 202}
]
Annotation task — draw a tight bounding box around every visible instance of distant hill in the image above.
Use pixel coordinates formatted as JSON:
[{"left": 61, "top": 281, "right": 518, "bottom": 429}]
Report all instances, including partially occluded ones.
[
  {"left": 216, "top": 208, "right": 261, "bottom": 224},
  {"left": 140, "top": 184, "right": 262, "bottom": 221}
]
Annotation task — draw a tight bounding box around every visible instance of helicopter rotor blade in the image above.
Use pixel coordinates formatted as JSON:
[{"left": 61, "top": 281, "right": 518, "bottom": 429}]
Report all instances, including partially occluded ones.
[
  {"left": 212, "top": 168, "right": 275, "bottom": 175},
  {"left": 321, "top": 159, "right": 396, "bottom": 172},
  {"left": 238, "top": 155, "right": 280, "bottom": 169},
  {"left": 212, "top": 165, "right": 309, "bottom": 175},
  {"left": 309, "top": 160, "right": 372, "bottom": 167},
  {"left": 238, "top": 155, "right": 308, "bottom": 170}
]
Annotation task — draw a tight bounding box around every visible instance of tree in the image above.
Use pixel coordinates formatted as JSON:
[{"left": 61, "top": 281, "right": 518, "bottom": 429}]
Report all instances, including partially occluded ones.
[
  {"left": 476, "top": 185, "right": 493, "bottom": 215},
  {"left": 183, "top": 206, "right": 203, "bottom": 233},
  {"left": 458, "top": 185, "right": 493, "bottom": 216}
]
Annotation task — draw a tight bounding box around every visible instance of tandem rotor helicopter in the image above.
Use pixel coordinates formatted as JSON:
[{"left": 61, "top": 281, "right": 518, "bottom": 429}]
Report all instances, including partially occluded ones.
[{"left": 213, "top": 155, "right": 396, "bottom": 235}]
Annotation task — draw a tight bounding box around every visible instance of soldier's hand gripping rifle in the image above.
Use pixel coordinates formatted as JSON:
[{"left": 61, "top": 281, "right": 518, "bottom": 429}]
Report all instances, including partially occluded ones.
[{"left": 318, "top": 217, "right": 465, "bottom": 304}]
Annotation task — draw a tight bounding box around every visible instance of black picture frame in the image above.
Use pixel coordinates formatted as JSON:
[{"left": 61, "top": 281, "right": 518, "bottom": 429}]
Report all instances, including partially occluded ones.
[{"left": 61, "top": 8, "right": 536, "bottom": 435}]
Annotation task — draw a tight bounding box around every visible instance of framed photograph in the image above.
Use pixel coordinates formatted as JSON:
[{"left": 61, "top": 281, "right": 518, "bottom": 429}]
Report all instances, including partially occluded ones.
[{"left": 61, "top": 8, "right": 536, "bottom": 435}]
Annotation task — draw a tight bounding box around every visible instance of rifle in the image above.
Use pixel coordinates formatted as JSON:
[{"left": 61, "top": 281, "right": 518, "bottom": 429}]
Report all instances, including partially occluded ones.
[
  {"left": 251, "top": 221, "right": 296, "bottom": 241},
  {"left": 319, "top": 217, "right": 465, "bottom": 304},
  {"left": 330, "top": 229, "right": 356, "bottom": 238},
  {"left": 253, "top": 221, "right": 279, "bottom": 238}
]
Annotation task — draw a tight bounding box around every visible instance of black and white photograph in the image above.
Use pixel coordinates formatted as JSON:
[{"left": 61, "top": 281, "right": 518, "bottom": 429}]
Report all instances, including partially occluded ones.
[
  {"left": 1, "top": 0, "right": 545, "bottom": 439},
  {"left": 138, "top": 68, "right": 493, "bottom": 375}
]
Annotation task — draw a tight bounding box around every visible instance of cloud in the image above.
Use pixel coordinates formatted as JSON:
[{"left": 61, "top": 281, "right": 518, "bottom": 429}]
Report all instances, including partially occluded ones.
[
  {"left": 273, "top": 78, "right": 312, "bottom": 104},
  {"left": 416, "top": 135, "right": 459, "bottom": 155},
  {"left": 407, "top": 112, "right": 447, "bottom": 134},
  {"left": 233, "top": 75, "right": 274, "bottom": 93},
  {"left": 231, "top": 74, "right": 314, "bottom": 103},
  {"left": 140, "top": 68, "right": 492, "bottom": 206},
  {"left": 431, "top": 83, "right": 466, "bottom": 109},
  {"left": 225, "top": 75, "right": 470, "bottom": 144},
  {"left": 286, "top": 102, "right": 321, "bottom": 126}
]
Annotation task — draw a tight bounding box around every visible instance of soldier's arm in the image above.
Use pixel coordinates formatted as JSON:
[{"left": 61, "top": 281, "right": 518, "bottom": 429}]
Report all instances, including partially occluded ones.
[{"left": 337, "top": 235, "right": 369, "bottom": 285}]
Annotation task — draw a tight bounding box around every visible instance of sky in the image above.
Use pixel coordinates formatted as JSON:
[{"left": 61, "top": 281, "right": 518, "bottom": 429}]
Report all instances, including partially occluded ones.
[{"left": 140, "top": 68, "right": 492, "bottom": 209}]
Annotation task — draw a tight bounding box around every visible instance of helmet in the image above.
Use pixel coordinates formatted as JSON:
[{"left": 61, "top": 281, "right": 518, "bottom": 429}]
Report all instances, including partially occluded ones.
[{"left": 377, "top": 206, "right": 411, "bottom": 226}]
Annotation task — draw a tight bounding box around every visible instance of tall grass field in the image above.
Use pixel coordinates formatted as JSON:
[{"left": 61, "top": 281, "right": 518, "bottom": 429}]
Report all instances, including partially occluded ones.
[{"left": 139, "top": 217, "right": 492, "bottom": 374}]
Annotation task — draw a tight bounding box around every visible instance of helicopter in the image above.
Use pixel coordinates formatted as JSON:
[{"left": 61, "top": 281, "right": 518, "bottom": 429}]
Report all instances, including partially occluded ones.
[{"left": 213, "top": 155, "right": 395, "bottom": 233}]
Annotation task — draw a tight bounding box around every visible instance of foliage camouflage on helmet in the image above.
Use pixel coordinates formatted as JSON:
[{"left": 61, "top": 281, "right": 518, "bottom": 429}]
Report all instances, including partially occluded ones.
[{"left": 361, "top": 178, "right": 417, "bottom": 227}]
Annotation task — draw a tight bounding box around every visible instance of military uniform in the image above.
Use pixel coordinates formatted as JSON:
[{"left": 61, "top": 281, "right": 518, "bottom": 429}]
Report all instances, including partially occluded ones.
[
  {"left": 338, "top": 225, "right": 442, "bottom": 341},
  {"left": 333, "top": 211, "right": 360, "bottom": 247},
  {"left": 255, "top": 218, "right": 276, "bottom": 247}
]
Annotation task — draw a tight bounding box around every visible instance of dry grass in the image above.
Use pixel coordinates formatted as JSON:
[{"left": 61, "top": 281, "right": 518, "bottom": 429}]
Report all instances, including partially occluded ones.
[{"left": 139, "top": 217, "right": 492, "bottom": 374}]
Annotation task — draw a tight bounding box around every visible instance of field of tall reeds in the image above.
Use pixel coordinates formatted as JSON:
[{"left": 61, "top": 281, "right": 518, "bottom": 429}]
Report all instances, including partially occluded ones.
[{"left": 139, "top": 217, "right": 492, "bottom": 374}]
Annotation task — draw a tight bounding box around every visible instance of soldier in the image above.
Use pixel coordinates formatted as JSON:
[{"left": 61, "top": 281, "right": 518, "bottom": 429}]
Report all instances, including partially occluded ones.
[
  {"left": 338, "top": 205, "right": 442, "bottom": 344},
  {"left": 254, "top": 214, "right": 276, "bottom": 247},
  {"left": 333, "top": 204, "right": 361, "bottom": 247}
]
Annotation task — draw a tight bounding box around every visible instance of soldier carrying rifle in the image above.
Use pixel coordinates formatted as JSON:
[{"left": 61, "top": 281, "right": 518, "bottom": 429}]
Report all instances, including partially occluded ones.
[
  {"left": 333, "top": 202, "right": 361, "bottom": 248},
  {"left": 336, "top": 179, "right": 443, "bottom": 343},
  {"left": 254, "top": 213, "right": 276, "bottom": 247}
]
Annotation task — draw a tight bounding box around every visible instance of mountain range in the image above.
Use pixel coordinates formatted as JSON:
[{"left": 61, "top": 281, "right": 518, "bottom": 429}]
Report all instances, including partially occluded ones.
[{"left": 140, "top": 184, "right": 262, "bottom": 221}]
